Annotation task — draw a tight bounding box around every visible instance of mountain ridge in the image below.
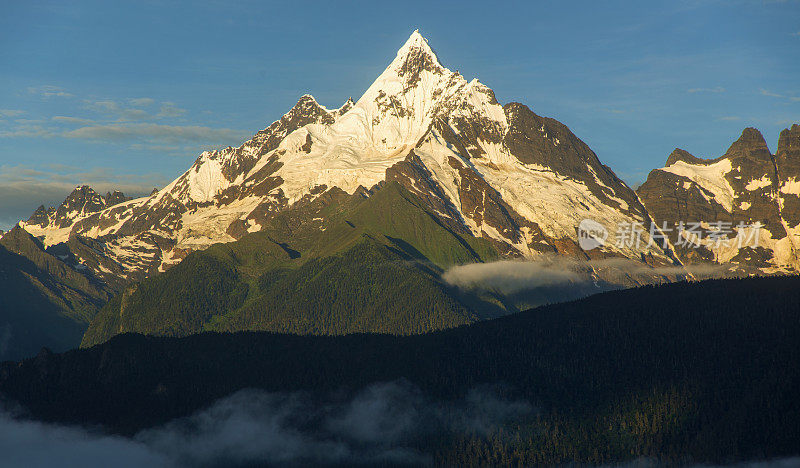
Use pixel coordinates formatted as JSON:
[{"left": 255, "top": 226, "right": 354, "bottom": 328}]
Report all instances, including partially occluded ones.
[
  {"left": 638, "top": 126, "right": 800, "bottom": 272},
  {"left": 13, "top": 30, "right": 680, "bottom": 283}
]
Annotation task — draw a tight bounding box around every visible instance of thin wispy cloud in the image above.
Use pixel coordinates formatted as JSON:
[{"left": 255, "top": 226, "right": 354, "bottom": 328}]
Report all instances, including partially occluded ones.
[
  {"left": 0, "top": 85, "right": 246, "bottom": 229},
  {"left": 0, "top": 163, "right": 168, "bottom": 192},
  {"left": 0, "top": 125, "right": 56, "bottom": 139},
  {"left": 155, "top": 102, "right": 186, "bottom": 119},
  {"left": 80, "top": 99, "right": 186, "bottom": 122},
  {"left": 2, "top": 88, "right": 244, "bottom": 148},
  {"left": 27, "top": 85, "right": 74, "bottom": 98},
  {"left": 759, "top": 88, "right": 800, "bottom": 103},
  {"left": 63, "top": 123, "right": 247, "bottom": 144},
  {"left": 83, "top": 100, "right": 123, "bottom": 112},
  {"left": 601, "top": 108, "right": 628, "bottom": 114},
  {"left": 718, "top": 116, "right": 741, "bottom": 121},
  {"left": 687, "top": 86, "right": 725, "bottom": 94},
  {"left": 82, "top": 100, "right": 152, "bottom": 121},
  {"left": 0, "top": 109, "right": 25, "bottom": 118},
  {"left": 129, "top": 143, "right": 182, "bottom": 152},
  {"left": 52, "top": 116, "right": 95, "bottom": 125},
  {"left": 760, "top": 88, "right": 784, "bottom": 98},
  {"left": 128, "top": 97, "right": 155, "bottom": 107}
]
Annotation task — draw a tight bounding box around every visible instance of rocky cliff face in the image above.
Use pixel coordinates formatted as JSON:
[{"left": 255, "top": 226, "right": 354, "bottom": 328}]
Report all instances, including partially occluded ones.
[
  {"left": 17, "top": 30, "right": 680, "bottom": 285},
  {"left": 638, "top": 127, "right": 800, "bottom": 272},
  {"left": 776, "top": 124, "right": 800, "bottom": 230}
]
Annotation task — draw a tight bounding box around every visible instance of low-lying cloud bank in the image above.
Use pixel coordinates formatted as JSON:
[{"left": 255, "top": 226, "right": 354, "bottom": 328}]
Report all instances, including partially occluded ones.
[
  {"left": 0, "top": 381, "right": 532, "bottom": 467},
  {"left": 442, "top": 259, "right": 582, "bottom": 294},
  {"left": 1, "top": 380, "right": 796, "bottom": 467},
  {"left": 443, "top": 256, "right": 732, "bottom": 297}
]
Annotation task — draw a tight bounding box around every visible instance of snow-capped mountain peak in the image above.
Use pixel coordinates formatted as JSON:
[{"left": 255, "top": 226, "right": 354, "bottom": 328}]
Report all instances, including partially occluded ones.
[{"left": 20, "top": 30, "right": 688, "bottom": 279}]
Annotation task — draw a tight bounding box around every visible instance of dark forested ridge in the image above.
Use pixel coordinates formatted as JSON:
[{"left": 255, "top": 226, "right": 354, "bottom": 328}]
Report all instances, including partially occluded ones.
[{"left": 2, "top": 275, "right": 799, "bottom": 465}]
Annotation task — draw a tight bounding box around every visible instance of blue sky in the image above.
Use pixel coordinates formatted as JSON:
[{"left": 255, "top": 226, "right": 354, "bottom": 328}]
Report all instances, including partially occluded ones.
[{"left": 1, "top": 0, "right": 798, "bottom": 230}]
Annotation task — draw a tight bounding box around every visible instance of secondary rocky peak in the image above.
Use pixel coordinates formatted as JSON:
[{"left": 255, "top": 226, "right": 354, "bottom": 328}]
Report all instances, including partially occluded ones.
[
  {"left": 288, "top": 94, "right": 331, "bottom": 120},
  {"left": 723, "top": 127, "right": 771, "bottom": 160},
  {"left": 776, "top": 123, "right": 800, "bottom": 187},
  {"left": 777, "top": 123, "right": 800, "bottom": 157},
  {"left": 246, "top": 94, "right": 343, "bottom": 157},
  {"left": 71, "top": 184, "right": 96, "bottom": 195},
  {"left": 104, "top": 190, "right": 130, "bottom": 207},
  {"left": 62, "top": 185, "right": 104, "bottom": 209},
  {"left": 665, "top": 148, "right": 707, "bottom": 166},
  {"left": 27, "top": 205, "right": 52, "bottom": 226},
  {"left": 51, "top": 185, "right": 106, "bottom": 227}
]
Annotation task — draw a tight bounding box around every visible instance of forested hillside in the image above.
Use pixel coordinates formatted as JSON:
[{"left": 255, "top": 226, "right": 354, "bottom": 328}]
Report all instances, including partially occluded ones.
[
  {"left": 82, "top": 181, "right": 511, "bottom": 346},
  {"left": 4, "top": 275, "right": 799, "bottom": 465}
]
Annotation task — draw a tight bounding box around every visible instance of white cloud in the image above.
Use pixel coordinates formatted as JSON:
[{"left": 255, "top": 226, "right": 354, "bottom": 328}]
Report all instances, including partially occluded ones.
[{"left": 62, "top": 123, "right": 248, "bottom": 144}]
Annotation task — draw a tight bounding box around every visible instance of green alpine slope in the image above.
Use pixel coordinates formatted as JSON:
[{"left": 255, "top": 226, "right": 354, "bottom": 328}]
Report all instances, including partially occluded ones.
[
  {"left": 82, "top": 181, "right": 507, "bottom": 347},
  {"left": 0, "top": 227, "right": 113, "bottom": 360}
]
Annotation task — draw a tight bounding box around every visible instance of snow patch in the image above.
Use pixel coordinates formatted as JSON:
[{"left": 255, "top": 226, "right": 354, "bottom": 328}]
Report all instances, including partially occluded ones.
[
  {"left": 660, "top": 159, "right": 735, "bottom": 212},
  {"left": 745, "top": 175, "right": 772, "bottom": 191},
  {"left": 780, "top": 177, "right": 800, "bottom": 195},
  {"left": 188, "top": 155, "right": 230, "bottom": 203}
]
